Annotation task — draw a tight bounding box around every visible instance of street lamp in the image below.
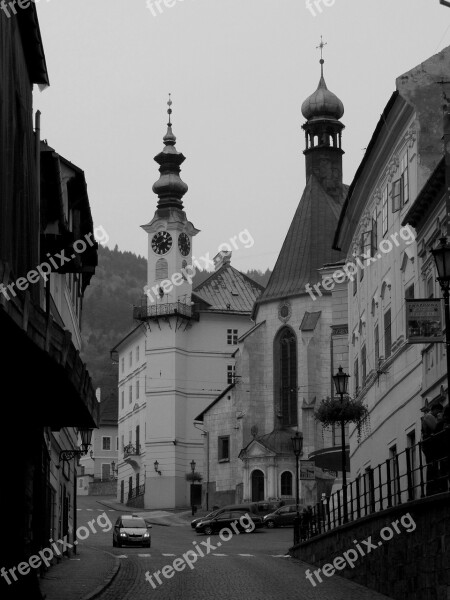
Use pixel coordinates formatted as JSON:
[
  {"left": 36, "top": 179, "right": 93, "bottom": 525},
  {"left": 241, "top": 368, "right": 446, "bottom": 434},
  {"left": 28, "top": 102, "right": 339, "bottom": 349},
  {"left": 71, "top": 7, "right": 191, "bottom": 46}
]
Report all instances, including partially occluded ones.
[
  {"left": 431, "top": 237, "right": 450, "bottom": 403},
  {"left": 154, "top": 460, "right": 161, "bottom": 475},
  {"left": 190, "top": 460, "right": 196, "bottom": 473},
  {"left": 332, "top": 366, "right": 350, "bottom": 523},
  {"left": 111, "top": 461, "right": 118, "bottom": 479},
  {"left": 59, "top": 428, "right": 93, "bottom": 462},
  {"left": 291, "top": 431, "right": 303, "bottom": 545}
]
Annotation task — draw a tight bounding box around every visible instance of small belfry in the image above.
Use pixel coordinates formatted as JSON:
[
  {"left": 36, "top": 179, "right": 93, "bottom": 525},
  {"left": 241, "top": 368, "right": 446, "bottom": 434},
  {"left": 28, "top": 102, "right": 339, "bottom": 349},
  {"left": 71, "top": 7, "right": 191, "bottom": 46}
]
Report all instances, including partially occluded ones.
[{"left": 301, "top": 37, "right": 345, "bottom": 202}]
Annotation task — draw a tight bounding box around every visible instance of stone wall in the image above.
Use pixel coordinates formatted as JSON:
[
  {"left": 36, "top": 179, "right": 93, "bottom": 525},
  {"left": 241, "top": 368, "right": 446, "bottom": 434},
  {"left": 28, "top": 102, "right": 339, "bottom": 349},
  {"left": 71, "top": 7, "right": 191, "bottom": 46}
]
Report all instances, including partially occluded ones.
[
  {"left": 88, "top": 481, "right": 117, "bottom": 496},
  {"left": 127, "top": 494, "right": 145, "bottom": 509},
  {"left": 290, "top": 493, "right": 450, "bottom": 600}
]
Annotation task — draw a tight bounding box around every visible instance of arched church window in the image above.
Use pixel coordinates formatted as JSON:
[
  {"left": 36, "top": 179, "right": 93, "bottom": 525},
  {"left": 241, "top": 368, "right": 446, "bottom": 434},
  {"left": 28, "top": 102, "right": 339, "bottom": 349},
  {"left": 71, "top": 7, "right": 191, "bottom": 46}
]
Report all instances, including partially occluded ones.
[
  {"left": 281, "top": 471, "right": 292, "bottom": 496},
  {"left": 274, "top": 327, "right": 298, "bottom": 427},
  {"left": 155, "top": 258, "right": 168, "bottom": 280}
]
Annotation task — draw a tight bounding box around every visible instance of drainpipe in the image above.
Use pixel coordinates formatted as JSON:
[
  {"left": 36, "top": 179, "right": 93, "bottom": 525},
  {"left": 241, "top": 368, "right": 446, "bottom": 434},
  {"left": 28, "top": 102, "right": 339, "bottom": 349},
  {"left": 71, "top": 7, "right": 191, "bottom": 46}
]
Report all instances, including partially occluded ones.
[{"left": 35, "top": 111, "right": 42, "bottom": 305}]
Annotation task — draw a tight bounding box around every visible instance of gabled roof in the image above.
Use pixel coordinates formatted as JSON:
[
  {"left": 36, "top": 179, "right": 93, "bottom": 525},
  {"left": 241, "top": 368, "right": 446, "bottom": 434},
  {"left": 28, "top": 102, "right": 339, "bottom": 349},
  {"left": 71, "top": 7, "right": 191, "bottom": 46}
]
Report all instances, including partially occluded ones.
[
  {"left": 194, "top": 383, "right": 235, "bottom": 421},
  {"left": 254, "top": 174, "right": 347, "bottom": 310},
  {"left": 193, "top": 263, "right": 264, "bottom": 314}
]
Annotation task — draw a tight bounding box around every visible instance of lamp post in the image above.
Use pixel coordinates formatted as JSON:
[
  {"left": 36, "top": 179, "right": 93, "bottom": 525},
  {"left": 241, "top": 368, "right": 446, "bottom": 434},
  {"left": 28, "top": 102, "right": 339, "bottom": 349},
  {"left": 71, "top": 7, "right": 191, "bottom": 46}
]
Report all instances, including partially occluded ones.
[
  {"left": 291, "top": 431, "right": 303, "bottom": 545},
  {"left": 332, "top": 366, "right": 350, "bottom": 524},
  {"left": 154, "top": 460, "right": 161, "bottom": 475},
  {"left": 431, "top": 237, "right": 450, "bottom": 402},
  {"left": 190, "top": 460, "right": 196, "bottom": 474}
]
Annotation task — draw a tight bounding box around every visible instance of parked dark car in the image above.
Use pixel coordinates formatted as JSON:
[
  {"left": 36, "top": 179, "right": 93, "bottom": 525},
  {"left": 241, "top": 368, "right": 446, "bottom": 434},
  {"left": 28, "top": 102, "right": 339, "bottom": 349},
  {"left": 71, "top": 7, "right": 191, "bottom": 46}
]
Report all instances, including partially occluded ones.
[
  {"left": 112, "top": 515, "right": 151, "bottom": 547},
  {"left": 191, "top": 509, "right": 221, "bottom": 529},
  {"left": 263, "top": 505, "right": 306, "bottom": 528},
  {"left": 195, "top": 510, "right": 264, "bottom": 535}
]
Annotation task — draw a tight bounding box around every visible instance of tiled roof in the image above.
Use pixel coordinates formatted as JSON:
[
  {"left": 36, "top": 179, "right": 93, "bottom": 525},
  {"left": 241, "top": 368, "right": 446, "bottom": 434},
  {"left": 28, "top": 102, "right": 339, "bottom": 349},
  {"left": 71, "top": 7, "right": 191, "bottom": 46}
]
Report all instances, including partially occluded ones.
[
  {"left": 193, "top": 264, "right": 264, "bottom": 314},
  {"left": 99, "top": 392, "right": 118, "bottom": 426},
  {"left": 255, "top": 174, "right": 347, "bottom": 308}
]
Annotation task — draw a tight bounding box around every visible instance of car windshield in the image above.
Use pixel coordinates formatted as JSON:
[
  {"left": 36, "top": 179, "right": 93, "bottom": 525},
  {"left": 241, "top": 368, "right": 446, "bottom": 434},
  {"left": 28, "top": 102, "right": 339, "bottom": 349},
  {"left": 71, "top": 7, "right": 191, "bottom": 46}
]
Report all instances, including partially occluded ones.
[{"left": 121, "top": 518, "right": 146, "bottom": 528}]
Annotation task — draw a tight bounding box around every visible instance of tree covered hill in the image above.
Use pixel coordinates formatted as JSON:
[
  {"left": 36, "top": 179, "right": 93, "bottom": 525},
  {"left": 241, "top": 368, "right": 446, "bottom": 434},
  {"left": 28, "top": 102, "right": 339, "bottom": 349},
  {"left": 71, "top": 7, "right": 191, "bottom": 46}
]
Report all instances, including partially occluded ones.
[{"left": 81, "top": 245, "right": 271, "bottom": 400}]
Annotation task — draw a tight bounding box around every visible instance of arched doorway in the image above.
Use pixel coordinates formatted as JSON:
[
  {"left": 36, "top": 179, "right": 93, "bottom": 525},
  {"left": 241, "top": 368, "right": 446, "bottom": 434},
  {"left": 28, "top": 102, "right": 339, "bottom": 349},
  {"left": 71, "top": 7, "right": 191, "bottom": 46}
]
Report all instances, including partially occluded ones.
[{"left": 251, "top": 469, "right": 265, "bottom": 502}]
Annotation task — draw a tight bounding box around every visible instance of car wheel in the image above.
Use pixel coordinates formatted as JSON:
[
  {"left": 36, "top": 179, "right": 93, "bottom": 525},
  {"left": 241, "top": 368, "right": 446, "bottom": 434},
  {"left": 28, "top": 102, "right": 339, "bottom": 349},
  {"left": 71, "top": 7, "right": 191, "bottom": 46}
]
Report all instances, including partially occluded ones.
[
  {"left": 204, "top": 526, "right": 213, "bottom": 536},
  {"left": 113, "top": 540, "right": 117, "bottom": 547},
  {"left": 266, "top": 520, "right": 275, "bottom": 529}
]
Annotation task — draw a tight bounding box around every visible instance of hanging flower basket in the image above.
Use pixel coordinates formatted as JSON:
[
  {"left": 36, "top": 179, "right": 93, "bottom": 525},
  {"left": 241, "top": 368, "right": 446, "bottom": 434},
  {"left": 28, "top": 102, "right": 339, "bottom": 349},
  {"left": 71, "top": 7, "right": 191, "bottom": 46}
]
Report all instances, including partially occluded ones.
[
  {"left": 185, "top": 472, "right": 203, "bottom": 483},
  {"left": 315, "top": 396, "right": 370, "bottom": 443}
]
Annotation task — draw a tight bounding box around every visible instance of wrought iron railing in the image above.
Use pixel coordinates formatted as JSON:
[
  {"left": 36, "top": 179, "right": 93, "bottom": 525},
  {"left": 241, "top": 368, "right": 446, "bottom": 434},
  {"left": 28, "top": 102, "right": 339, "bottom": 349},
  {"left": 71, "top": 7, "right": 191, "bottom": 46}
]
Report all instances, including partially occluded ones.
[
  {"left": 127, "top": 484, "right": 145, "bottom": 501},
  {"left": 298, "top": 428, "right": 450, "bottom": 542},
  {"left": 124, "top": 443, "right": 141, "bottom": 458},
  {"left": 133, "top": 300, "right": 199, "bottom": 321}
]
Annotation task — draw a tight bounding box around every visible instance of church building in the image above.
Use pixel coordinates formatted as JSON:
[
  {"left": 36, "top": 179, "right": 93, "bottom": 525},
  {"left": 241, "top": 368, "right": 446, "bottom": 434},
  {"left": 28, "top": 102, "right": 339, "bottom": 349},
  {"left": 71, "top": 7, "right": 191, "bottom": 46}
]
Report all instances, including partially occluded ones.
[{"left": 196, "top": 53, "right": 351, "bottom": 508}]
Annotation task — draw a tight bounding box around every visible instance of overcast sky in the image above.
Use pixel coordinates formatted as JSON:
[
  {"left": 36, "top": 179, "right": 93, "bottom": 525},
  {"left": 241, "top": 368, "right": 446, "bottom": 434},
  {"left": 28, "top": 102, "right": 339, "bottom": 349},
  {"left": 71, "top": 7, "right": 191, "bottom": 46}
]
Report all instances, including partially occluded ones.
[{"left": 33, "top": 0, "right": 450, "bottom": 272}]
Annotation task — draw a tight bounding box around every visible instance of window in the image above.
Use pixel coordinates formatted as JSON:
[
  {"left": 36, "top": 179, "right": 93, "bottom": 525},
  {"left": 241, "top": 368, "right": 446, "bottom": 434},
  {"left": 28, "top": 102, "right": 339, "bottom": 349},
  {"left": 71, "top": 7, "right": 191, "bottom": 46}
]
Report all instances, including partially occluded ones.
[
  {"left": 129, "top": 351, "right": 132, "bottom": 367},
  {"left": 102, "top": 437, "right": 111, "bottom": 451},
  {"left": 218, "top": 436, "right": 230, "bottom": 461},
  {"left": 374, "top": 324, "right": 379, "bottom": 363},
  {"left": 361, "top": 345, "right": 367, "bottom": 387},
  {"left": 121, "top": 390, "right": 124, "bottom": 410},
  {"left": 406, "top": 431, "right": 417, "bottom": 499},
  {"left": 427, "top": 277, "right": 434, "bottom": 298},
  {"left": 227, "top": 365, "right": 235, "bottom": 384},
  {"left": 121, "top": 357, "right": 124, "bottom": 373},
  {"left": 227, "top": 329, "right": 238, "bottom": 345},
  {"left": 405, "top": 283, "right": 414, "bottom": 300},
  {"left": 129, "top": 385, "right": 132, "bottom": 404},
  {"left": 389, "top": 445, "right": 399, "bottom": 505},
  {"left": 121, "top": 435, "right": 124, "bottom": 452},
  {"left": 354, "top": 358, "right": 359, "bottom": 394},
  {"left": 382, "top": 185, "right": 388, "bottom": 236},
  {"left": 384, "top": 309, "right": 392, "bottom": 358},
  {"left": 136, "top": 345, "right": 140, "bottom": 362},
  {"left": 280, "top": 471, "right": 293, "bottom": 496},
  {"left": 116, "top": 437, "right": 119, "bottom": 451},
  {"left": 156, "top": 258, "right": 168, "bottom": 280},
  {"left": 128, "top": 431, "right": 132, "bottom": 444},
  {"left": 353, "top": 274, "right": 357, "bottom": 296},
  {"left": 276, "top": 328, "right": 298, "bottom": 427},
  {"left": 401, "top": 151, "right": 409, "bottom": 205},
  {"left": 136, "top": 379, "right": 140, "bottom": 400}
]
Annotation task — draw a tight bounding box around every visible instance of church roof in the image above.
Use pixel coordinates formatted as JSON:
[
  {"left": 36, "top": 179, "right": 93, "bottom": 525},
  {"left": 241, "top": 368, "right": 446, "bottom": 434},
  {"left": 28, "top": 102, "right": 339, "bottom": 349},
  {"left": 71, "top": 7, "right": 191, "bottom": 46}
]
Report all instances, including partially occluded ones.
[
  {"left": 254, "top": 174, "right": 347, "bottom": 310},
  {"left": 193, "top": 263, "right": 264, "bottom": 314},
  {"left": 99, "top": 392, "right": 118, "bottom": 427},
  {"left": 240, "top": 427, "right": 297, "bottom": 457}
]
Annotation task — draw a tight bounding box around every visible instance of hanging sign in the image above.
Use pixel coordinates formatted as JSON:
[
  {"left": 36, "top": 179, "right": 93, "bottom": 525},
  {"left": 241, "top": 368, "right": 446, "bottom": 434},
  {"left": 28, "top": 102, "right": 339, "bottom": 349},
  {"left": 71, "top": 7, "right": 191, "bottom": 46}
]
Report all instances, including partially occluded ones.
[{"left": 406, "top": 299, "right": 443, "bottom": 343}]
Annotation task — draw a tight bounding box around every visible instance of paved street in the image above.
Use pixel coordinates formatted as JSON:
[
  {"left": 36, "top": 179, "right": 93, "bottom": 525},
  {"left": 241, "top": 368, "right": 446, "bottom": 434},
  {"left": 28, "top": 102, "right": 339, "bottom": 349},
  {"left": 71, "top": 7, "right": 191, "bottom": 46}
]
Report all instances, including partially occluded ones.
[{"left": 52, "top": 496, "right": 396, "bottom": 600}]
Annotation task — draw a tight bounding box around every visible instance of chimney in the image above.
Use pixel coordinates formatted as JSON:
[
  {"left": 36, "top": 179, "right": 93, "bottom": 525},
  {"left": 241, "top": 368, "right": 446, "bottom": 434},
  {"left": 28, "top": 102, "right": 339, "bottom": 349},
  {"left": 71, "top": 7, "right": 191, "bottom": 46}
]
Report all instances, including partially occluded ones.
[{"left": 213, "top": 250, "right": 232, "bottom": 271}]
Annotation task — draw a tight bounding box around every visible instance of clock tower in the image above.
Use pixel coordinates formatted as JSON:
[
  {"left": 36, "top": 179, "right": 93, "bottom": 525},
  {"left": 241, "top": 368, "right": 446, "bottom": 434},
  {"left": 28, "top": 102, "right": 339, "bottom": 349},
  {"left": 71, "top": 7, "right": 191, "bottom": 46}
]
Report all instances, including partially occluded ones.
[{"left": 142, "top": 96, "right": 199, "bottom": 306}]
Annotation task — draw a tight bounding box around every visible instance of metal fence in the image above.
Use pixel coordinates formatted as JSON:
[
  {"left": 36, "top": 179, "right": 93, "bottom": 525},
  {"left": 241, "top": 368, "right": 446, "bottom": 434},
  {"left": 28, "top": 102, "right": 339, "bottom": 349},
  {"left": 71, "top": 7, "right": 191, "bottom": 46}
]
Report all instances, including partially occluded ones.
[
  {"left": 298, "top": 428, "right": 450, "bottom": 542},
  {"left": 127, "top": 484, "right": 145, "bottom": 501}
]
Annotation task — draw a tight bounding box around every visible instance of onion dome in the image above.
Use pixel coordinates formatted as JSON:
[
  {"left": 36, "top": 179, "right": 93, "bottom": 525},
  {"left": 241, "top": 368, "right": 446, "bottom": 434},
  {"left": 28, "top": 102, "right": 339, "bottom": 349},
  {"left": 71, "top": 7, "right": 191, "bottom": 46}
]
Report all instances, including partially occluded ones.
[
  {"left": 301, "top": 59, "right": 344, "bottom": 121},
  {"left": 152, "top": 95, "right": 189, "bottom": 209}
]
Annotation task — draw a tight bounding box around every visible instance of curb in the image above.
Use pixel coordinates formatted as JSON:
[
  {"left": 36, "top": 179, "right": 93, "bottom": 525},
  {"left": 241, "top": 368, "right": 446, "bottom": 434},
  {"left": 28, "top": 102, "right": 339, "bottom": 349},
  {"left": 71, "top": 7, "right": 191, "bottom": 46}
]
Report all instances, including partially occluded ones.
[{"left": 81, "top": 554, "right": 121, "bottom": 600}]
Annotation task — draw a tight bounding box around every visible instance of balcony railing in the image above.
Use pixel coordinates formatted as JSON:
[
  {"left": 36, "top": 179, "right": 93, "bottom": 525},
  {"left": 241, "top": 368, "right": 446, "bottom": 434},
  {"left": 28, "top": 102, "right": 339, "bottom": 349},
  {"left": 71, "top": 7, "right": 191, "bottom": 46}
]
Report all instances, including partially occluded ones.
[
  {"left": 127, "top": 484, "right": 145, "bottom": 501},
  {"left": 133, "top": 299, "right": 199, "bottom": 322},
  {"left": 297, "top": 428, "right": 450, "bottom": 542},
  {"left": 124, "top": 443, "right": 141, "bottom": 458}
]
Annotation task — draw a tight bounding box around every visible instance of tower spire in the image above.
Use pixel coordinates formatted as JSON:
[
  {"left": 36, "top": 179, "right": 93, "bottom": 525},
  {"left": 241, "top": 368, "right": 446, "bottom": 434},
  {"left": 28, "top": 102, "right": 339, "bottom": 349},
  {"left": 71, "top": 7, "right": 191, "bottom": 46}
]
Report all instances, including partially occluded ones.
[
  {"left": 152, "top": 95, "right": 188, "bottom": 209},
  {"left": 316, "top": 35, "right": 327, "bottom": 77}
]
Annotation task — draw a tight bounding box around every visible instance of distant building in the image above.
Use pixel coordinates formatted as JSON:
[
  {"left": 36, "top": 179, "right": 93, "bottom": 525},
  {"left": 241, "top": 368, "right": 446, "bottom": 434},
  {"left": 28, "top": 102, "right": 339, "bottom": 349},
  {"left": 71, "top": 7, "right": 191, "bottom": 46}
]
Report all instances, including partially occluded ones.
[
  {"left": 0, "top": 7, "right": 98, "bottom": 598},
  {"left": 333, "top": 45, "right": 450, "bottom": 486},
  {"left": 195, "top": 56, "right": 350, "bottom": 508},
  {"left": 79, "top": 391, "right": 118, "bottom": 495},
  {"left": 112, "top": 105, "right": 263, "bottom": 509}
]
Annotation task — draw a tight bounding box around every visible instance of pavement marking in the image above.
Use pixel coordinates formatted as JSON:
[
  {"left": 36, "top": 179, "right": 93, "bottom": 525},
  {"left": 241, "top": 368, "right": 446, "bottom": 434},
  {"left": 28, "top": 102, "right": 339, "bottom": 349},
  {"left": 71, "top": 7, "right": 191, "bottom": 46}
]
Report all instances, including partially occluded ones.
[
  {"left": 86, "top": 509, "right": 93, "bottom": 511},
  {"left": 138, "top": 554, "right": 151, "bottom": 557},
  {"left": 212, "top": 553, "right": 227, "bottom": 556},
  {"left": 238, "top": 554, "right": 254, "bottom": 557},
  {"left": 162, "top": 553, "right": 175, "bottom": 557},
  {"left": 76, "top": 508, "right": 82, "bottom": 511},
  {"left": 108, "top": 510, "right": 115, "bottom": 512},
  {"left": 271, "top": 554, "right": 290, "bottom": 558}
]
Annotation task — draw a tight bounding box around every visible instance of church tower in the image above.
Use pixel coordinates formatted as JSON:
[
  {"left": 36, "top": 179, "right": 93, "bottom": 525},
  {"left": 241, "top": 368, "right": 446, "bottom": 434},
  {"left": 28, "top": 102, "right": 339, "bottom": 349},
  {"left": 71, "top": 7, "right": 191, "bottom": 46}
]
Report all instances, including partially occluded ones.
[
  {"left": 143, "top": 96, "right": 199, "bottom": 306},
  {"left": 301, "top": 46, "right": 345, "bottom": 204}
]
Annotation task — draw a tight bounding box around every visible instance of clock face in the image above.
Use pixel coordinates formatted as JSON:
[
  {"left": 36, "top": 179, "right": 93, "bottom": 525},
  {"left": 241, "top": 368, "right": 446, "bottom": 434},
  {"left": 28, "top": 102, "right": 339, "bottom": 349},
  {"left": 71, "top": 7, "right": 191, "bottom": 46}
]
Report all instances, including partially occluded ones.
[
  {"left": 178, "top": 233, "right": 191, "bottom": 256},
  {"left": 151, "top": 231, "right": 173, "bottom": 255}
]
